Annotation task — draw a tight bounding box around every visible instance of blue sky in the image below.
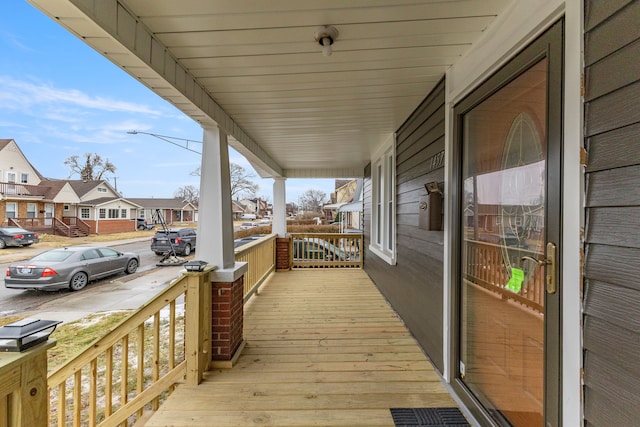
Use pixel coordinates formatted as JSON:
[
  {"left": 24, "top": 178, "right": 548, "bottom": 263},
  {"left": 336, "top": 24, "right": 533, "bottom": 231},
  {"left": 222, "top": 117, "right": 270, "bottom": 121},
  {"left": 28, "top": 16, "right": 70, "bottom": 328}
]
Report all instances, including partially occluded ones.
[{"left": 0, "top": 1, "right": 336, "bottom": 203}]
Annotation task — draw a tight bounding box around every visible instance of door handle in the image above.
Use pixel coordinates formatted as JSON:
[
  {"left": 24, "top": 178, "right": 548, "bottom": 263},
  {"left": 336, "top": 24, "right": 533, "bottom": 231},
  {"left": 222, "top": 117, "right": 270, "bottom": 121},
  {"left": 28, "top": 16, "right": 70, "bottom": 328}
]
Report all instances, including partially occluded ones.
[
  {"left": 545, "top": 242, "right": 556, "bottom": 294},
  {"left": 521, "top": 242, "right": 556, "bottom": 294}
]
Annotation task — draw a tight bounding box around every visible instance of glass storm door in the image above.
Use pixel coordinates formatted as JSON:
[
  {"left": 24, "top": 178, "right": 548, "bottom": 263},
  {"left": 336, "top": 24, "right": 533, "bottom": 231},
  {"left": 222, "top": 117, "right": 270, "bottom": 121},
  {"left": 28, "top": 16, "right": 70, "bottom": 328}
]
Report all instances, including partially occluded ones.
[
  {"left": 44, "top": 203, "right": 54, "bottom": 226},
  {"left": 455, "top": 21, "right": 562, "bottom": 427}
]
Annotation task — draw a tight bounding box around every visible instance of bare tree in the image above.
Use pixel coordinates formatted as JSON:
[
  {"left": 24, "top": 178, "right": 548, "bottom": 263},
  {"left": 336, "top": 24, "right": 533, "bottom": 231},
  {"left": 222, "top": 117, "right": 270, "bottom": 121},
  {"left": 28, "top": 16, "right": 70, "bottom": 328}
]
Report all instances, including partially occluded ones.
[
  {"left": 190, "top": 162, "right": 258, "bottom": 199},
  {"left": 64, "top": 153, "right": 117, "bottom": 181},
  {"left": 174, "top": 185, "right": 199, "bottom": 206},
  {"left": 299, "top": 189, "right": 327, "bottom": 214},
  {"left": 230, "top": 163, "right": 259, "bottom": 199}
]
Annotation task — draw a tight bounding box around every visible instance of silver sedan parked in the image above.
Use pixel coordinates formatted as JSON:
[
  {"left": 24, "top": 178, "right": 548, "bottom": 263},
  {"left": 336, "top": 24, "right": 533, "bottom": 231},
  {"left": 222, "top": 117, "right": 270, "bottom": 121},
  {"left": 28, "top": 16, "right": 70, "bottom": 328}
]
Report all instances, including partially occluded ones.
[{"left": 4, "top": 246, "right": 140, "bottom": 291}]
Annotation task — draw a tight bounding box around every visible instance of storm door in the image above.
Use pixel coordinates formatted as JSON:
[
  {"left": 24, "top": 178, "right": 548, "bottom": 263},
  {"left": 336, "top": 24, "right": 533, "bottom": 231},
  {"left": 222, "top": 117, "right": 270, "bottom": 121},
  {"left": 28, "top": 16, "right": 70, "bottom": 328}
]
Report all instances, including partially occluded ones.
[
  {"left": 453, "top": 21, "right": 563, "bottom": 427},
  {"left": 44, "top": 203, "right": 54, "bottom": 226}
]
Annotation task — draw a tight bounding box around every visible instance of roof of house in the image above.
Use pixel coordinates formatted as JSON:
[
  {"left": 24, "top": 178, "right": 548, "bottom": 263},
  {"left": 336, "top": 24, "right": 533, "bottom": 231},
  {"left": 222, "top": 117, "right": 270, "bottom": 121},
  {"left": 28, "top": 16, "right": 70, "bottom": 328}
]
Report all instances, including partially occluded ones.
[
  {"left": 80, "top": 197, "right": 143, "bottom": 208},
  {"left": 0, "top": 138, "right": 46, "bottom": 181},
  {"left": 232, "top": 201, "right": 245, "bottom": 212},
  {"left": 126, "top": 198, "right": 197, "bottom": 210},
  {"left": 39, "top": 179, "right": 71, "bottom": 200},
  {"left": 68, "top": 180, "right": 121, "bottom": 198}
]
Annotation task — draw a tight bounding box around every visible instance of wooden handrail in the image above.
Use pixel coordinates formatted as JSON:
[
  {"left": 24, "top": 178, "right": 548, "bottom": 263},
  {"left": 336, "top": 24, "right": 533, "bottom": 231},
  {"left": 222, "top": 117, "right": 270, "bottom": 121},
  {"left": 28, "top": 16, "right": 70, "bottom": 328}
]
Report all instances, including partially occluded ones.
[
  {"left": 53, "top": 218, "right": 71, "bottom": 237},
  {"left": 235, "top": 234, "right": 276, "bottom": 301},
  {"left": 47, "top": 266, "right": 215, "bottom": 426}
]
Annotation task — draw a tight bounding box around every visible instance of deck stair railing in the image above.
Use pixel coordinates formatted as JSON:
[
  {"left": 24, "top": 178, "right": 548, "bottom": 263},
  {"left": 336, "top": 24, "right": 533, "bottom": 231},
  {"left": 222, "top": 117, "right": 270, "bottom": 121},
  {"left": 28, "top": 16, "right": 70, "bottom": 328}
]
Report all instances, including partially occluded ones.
[{"left": 289, "top": 232, "right": 362, "bottom": 268}]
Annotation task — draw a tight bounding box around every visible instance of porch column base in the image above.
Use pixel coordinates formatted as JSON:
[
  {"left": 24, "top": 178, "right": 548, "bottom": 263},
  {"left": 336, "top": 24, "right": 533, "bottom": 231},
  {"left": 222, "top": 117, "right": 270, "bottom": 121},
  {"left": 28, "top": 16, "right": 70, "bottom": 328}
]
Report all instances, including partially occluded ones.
[
  {"left": 209, "top": 340, "right": 246, "bottom": 369},
  {"left": 276, "top": 237, "right": 291, "bottom": 271},
  {"left": 210, "top": 263, "right": 247, "bottom": 365}
]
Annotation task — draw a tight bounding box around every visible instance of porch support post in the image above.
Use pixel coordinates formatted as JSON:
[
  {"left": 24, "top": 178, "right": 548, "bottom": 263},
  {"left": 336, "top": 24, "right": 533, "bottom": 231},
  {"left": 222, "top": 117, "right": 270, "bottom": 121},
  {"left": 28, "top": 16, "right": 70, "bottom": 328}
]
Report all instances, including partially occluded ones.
[
  {"left": 198, "top": 125, "right": 235, "bottom": 269},
  {"left": 272, "top": 177, "right": 287, "bottom": 237},
  {"left": 209, "top": 265, "right": 247, "bottom": 368},
  {"left": 199, "top": 125, "right": 248, "bottom": 366}
]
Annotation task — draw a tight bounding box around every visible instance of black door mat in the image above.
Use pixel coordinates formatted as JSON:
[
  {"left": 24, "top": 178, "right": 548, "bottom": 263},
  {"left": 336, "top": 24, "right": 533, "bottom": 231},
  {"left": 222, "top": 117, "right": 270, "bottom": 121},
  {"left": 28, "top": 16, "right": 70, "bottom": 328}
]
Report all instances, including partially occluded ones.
[{"left": 390, "top": 407, "right": 471, "bottom": 427}]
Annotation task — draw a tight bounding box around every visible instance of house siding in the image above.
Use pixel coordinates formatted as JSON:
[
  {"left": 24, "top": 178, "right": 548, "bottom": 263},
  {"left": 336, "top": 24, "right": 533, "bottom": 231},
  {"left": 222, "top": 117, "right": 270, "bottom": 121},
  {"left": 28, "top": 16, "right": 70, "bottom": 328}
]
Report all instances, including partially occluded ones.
[
  {"left": 364, "top": 78, "right": 446, "bottom": 372},
  {"left": 584, "top": 1, "right": 640, "bottom": 425}
]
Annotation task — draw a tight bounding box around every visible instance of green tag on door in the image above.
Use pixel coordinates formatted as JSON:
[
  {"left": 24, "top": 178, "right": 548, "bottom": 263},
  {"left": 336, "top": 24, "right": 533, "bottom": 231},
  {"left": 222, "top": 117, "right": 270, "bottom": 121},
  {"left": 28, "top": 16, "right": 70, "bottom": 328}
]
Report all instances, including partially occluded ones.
[{"left": 506, "top": 268, "right": 525, "bottom": 293}]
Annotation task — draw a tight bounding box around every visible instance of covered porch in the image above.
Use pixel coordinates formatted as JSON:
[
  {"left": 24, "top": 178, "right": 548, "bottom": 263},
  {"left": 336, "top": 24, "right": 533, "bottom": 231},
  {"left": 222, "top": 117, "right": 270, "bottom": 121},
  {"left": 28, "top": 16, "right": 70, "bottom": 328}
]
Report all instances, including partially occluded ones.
[{"left": 147, "top": 269, "right": 459, "bottom": 427}]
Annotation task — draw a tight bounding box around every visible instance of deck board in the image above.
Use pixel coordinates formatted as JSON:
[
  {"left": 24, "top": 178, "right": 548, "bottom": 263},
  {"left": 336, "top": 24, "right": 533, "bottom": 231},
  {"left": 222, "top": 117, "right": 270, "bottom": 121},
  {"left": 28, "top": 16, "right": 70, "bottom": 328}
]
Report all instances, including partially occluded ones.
[{"left": 146, "top": 269, "right": 457, "bottom": 427}]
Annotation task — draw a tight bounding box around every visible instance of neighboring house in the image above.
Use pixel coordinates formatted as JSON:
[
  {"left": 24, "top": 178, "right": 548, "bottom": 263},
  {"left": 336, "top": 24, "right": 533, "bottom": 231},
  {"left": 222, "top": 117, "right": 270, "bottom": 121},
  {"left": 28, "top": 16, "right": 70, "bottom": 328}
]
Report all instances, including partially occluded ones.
[
  {"left": 285, "top": 203, "right": 297, "bottom": 217},
  {"left": 231, "top": 200, "right": 245, "bottom": 220},
  {"left": 69, "top": 179, "right": 144, "bottom": 234},
  {"left": 338, "top": 179, "right": 363, "bottom": 231},
  {"left": 0, "top": 139, "right": 84, "bottom": 235},
  {"left": 323, "top": 179, "right": 360, "bottom": 222},
  {"left": 127, "top": 198, "right": 198, "bottom": 225},
  {"left": 0, "top": 139, "right": 144, "bottom": 235},
  {"left": 237, "top": 198, "right": 268, "bottom": 218}
]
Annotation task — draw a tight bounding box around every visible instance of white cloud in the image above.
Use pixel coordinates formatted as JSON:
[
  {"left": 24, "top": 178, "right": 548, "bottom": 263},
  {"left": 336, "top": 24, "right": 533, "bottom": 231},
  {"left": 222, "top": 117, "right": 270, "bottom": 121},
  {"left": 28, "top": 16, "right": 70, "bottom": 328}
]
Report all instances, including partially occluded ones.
[{"left": 0, "top": 75, "right": 162, "bottom": 116}]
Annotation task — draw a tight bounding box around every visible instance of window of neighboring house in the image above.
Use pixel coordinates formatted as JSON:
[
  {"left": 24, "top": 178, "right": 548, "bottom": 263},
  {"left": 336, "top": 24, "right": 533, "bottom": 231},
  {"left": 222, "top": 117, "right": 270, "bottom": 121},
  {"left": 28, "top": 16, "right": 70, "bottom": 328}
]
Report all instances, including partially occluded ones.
[
  {"left": 108, "top": 209, "right": 119, "bottom": 219},
  {"left": 370, "top": 139, "right": 396, "bottom": 265},
  {"left": 140, "top": 210, "right": 146, "bottom": 219},
  {"left": 99, "top": 209, "right": 106, "bottom": 219},
  {"left": 64, "top": 205, "right": 70, "bottom": 211},
  {"left": 26, "top": 203, "right": 37, "bottom": 218},
  {"left": 121, "top": 209, "right": 127, "bottom": 219},
  {"left": 81, "top": 208, "right": 90, "bottom": 219},
  {"left": 97, "top": 187, "right": 107, "bottom": 193},
  {"left": 20, "top": 173, "right": 28, "bottom": 184},
  {"left": 5, "top": 202, "right": 17, "bottom": 219}
]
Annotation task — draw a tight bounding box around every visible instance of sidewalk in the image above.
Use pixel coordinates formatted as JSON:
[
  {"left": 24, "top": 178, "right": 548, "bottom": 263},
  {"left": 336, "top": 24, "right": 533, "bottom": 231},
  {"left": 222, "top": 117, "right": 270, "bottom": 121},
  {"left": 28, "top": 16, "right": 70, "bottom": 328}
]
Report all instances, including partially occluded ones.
[{"left": 33, "top": 263, "right": 184, "bottom": 323}]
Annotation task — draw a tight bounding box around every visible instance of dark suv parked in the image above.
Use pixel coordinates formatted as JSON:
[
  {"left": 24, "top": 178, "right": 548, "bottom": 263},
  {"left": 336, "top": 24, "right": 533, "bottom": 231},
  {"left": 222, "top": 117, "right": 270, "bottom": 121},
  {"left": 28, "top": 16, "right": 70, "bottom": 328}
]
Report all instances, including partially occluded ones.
[{"left": 150, "top": 228, "right": 197, "bottom": 256}]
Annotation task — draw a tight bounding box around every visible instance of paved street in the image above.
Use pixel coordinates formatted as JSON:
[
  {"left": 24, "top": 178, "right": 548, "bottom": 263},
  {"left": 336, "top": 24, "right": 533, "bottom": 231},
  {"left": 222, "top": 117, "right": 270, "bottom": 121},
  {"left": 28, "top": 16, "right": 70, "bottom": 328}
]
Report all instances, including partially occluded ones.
[{"left": 0, "top": 238, "right": 188, "bottom": 324}]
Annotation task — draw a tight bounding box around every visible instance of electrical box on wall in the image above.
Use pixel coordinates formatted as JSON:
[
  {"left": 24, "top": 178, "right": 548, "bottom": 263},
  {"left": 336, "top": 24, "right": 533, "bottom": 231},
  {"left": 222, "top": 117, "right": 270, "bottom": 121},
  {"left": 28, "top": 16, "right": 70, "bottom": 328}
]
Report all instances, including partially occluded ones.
[{"left": 418, "top": 188, "right": 443, "bottom": 231}]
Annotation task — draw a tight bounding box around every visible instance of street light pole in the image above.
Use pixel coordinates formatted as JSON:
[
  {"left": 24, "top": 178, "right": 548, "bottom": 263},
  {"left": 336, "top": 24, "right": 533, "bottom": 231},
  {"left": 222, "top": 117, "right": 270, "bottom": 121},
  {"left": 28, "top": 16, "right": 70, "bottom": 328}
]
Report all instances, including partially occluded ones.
[{"left": 127, "top": 130, "right": 202, "bottom": 154}]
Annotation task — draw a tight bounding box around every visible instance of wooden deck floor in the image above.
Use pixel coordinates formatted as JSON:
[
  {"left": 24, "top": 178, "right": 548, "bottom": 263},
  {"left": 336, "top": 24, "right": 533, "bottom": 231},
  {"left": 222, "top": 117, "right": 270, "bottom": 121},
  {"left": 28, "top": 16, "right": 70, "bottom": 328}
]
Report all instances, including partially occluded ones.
[{"left": 146, "top": 269, "right": 458, "bottom": 427}]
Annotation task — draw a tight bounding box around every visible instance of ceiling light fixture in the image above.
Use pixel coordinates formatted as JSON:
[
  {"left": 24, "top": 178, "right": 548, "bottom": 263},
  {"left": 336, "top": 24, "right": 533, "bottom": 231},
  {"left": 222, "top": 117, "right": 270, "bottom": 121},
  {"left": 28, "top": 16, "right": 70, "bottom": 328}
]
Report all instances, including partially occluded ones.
[{"left": 314, "top": 25, "right": 339, "bottom": 57}]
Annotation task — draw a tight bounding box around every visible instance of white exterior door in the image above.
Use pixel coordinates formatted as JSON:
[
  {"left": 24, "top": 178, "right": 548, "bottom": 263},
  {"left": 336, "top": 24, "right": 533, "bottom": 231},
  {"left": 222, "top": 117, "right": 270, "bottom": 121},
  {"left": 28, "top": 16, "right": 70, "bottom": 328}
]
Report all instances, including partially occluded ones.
[{"left": 44, "top": 203, "right": 54, "bottom": 226}]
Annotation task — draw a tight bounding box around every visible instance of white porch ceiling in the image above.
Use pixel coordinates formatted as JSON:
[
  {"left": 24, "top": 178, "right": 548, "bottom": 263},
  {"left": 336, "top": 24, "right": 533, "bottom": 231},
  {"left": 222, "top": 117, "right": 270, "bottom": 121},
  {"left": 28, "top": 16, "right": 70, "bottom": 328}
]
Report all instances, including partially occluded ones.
[{"left": 28, "top": 0, "right": 511, "bottom": 178}]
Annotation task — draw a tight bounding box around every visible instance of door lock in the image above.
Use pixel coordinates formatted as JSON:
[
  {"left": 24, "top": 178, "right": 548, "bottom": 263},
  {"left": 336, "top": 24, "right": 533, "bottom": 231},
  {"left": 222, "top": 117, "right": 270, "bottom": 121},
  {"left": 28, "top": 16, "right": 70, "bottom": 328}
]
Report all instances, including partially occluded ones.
[{"left": 521, "top": 242, "right": 556, "bottom": 294}]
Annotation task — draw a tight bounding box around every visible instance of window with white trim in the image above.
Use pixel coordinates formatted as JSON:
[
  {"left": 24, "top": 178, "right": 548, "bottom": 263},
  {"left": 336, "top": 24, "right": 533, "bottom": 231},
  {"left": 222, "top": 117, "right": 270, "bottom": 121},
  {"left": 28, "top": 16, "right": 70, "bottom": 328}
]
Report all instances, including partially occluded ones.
[
  {"left": 99, "top": 209, "right": 106, "bottom": 219},
  {"left": 81, "top": 208, "right": 90, "bottom": 219},
  {"left": 108, "top": 209, "right": 119, "bottom": 219},
  {"left": 97, "top": 187, "right": 107, "bottom": 193},
  {"left": 5, "top": 202, "right": 17, "bottom": 219},
  {"left": 20, "top": 173, "right": 28, "bottom": 184},
  {"left": 121, "top": 209, "right": 127, "bottom": 219},
  {"left": 26, "top": 203, "right": 37, "bottom": 218},
  {"left": 64, "top": 204, "right": 70, "bottom": 211},
  {"left": 370, "top": 140, "right": 396, "bottom": 265}
]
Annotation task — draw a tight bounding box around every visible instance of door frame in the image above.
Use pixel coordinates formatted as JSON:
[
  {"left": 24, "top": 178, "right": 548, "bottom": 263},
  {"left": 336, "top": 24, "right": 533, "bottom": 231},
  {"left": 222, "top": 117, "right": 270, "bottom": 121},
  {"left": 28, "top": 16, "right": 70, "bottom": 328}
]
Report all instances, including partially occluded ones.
[{"left": 449, "top": 19, "right": 564, "bottom": 427}]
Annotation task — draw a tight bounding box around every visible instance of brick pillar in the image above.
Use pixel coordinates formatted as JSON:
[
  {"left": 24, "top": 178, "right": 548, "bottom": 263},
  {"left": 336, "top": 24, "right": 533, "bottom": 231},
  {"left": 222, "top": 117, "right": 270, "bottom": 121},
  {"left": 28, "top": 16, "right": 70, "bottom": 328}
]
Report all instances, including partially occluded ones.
[
  {"left": 276, "top": 237, "right": 291, "bottom": 271},
  {"left": 211, "top": 276, "right": 244, "bottom": 361}
]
